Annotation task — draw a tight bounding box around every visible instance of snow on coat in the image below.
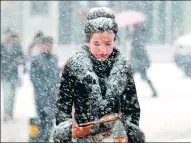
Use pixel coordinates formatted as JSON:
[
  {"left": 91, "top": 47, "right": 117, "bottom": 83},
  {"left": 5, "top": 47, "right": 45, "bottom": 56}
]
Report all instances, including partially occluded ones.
[
  {"left": 53, "top": 45, "right": 145, "bottom": 143},
  {"left": 30, "top": 52, "right": 60, "bottom": 116}
]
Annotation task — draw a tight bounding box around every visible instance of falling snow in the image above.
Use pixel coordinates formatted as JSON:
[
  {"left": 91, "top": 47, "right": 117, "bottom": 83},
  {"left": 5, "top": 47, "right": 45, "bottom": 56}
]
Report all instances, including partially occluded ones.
[{"left": 1, "top": 1, "right": 191, "bottom": 142}]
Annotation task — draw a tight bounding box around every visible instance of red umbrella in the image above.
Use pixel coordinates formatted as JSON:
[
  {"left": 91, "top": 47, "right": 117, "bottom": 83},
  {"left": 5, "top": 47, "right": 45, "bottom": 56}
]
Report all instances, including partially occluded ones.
[
  {"left": 77, "top": 8, "right": 89, "bottom": 23},
  {"left": 115, "top": 10, "right": 147, "bottom": 28}
]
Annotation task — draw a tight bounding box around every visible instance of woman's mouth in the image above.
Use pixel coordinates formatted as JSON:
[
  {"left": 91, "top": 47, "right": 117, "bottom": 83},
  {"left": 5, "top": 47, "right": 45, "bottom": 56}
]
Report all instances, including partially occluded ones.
[{"left": 97, "top": 54, "right": 108, "bottom": 59}]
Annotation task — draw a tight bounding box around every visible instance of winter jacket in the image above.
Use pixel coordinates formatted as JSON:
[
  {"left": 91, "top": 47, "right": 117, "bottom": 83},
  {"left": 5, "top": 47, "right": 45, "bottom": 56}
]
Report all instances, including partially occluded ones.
[
  {"left": 54, "top": 45, "right": 145, "bottom": 143},
  {"left": 130, "top": 28, "right": 151, "bottom": 73},
  {"left": 1, "top": 43, "right": 24, "bottom": 83},
  {"left": 30, "top": 52, "right": 60, "bottom": 114}
]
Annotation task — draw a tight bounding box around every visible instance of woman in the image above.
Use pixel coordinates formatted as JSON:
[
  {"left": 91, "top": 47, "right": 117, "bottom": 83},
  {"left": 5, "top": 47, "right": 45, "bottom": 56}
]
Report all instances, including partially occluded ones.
[{"left": 54, "top": 7, "right": 145, "bottom": 143}]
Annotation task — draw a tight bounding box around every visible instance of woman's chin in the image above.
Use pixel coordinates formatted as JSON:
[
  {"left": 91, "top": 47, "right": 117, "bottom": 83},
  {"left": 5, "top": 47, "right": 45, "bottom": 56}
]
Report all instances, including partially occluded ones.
[
  {"left": 97, "top": 57, "right": 108, "bottom": 61},
  {"left": 95, "top": 55, "right": 109, "bottom": 61}
]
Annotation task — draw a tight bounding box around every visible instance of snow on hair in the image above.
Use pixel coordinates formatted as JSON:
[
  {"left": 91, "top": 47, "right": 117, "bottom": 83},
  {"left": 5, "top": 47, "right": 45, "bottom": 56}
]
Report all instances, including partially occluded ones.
[
  {"left": 87, "top": 7, "right": 115, "bottom": 20},
  {"left": 84, "top": 7, "right": 118, "bottom": 42}
]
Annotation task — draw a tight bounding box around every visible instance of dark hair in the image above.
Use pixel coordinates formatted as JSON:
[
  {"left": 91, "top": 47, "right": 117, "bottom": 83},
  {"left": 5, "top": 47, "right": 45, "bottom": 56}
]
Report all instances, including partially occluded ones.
[
  {"left": 41, "top": 36, "right": 53, "bottom": 44},
  {"left": 84, "top": 7, "right": 119, "bottom": 42},
  {"left": 87, "top": 7, "right": 115, "bottom": 20},
  {"left": 84, "top": 18, "right": 118, "bottom": 42},
  {"left": 34, "top": 31, "right": 44, "bottom": 40},
  {"left": 9, "top": 32, "right": 18, "bottom": 38},
  {"left": 4, "top": 28, "right": 12, "bottom": 35}
]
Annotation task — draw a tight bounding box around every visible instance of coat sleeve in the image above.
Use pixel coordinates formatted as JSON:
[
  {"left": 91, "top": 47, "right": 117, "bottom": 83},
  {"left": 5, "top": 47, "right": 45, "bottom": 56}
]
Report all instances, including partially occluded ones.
[
  {"left": 30, "top": 59, "right": 41, "bottom": 89},
  {"left": 55, "top": 64, "right": 74, "bottom": 125},
  {"left": 18, "top": 44, "right": 24, "bottom": 57},
  {"left": 54, "top": 63, "right": 76, "bottom": 142},
  {"left": 52, "top": 55, "right": 61, "bottom": 85},
  {"left": 121, "top": 65, "right": 141, "bottom": 126}
]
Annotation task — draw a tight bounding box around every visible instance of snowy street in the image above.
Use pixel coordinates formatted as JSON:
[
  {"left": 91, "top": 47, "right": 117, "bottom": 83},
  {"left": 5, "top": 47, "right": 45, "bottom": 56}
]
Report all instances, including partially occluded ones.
[{"left": 1, "top": 62, "right": 191, "bottom": 142}]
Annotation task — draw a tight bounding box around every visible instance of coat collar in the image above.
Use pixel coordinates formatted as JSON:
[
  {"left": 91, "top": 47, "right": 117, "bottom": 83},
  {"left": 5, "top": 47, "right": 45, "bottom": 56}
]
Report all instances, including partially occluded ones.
[{"left": 67, "top": 45, "right": 130, "bottom": 120}]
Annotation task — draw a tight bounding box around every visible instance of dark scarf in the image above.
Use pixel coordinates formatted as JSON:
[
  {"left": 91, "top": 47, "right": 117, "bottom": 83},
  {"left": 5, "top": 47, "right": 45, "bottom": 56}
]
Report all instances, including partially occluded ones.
[{"left": 88, "top": 47, "right": 119, "bottom": 98}]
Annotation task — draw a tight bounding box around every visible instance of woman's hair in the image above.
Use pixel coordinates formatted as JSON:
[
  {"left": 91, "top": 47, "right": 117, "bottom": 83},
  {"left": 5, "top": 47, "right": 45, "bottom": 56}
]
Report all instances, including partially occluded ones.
[
  {"left": 84, "top": 7, "right": 119, "bottom": 42},
  {"left": 87, "top": 7, "right": 115, "bottom": 20}
]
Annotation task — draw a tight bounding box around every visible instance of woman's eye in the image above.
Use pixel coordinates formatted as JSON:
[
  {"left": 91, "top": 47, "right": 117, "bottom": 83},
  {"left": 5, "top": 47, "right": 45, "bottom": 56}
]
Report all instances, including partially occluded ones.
[
  {"left": 106, "top": 44, "right": 111, "bottom": 46},
  {"left": 94, "top": 44, "right": 100, "bottom": 46}
]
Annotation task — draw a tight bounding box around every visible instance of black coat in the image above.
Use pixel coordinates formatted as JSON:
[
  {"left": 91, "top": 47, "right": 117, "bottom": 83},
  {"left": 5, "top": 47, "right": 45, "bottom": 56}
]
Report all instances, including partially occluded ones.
[
  {"left": 30, "top": 52, "right": 60, "bottom": 115},
  {"left": 54, "top": 45, "right": 144, "bottom": 142},
  {"left": 1, "top": 43, "right": 24, "bottom": 83}
]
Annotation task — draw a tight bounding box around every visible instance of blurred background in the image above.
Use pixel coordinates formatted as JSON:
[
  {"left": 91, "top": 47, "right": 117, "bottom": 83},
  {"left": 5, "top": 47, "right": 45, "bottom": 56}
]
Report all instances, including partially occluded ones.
[{"left": 1, "top": 1, "right": 191, "bottom": 142}]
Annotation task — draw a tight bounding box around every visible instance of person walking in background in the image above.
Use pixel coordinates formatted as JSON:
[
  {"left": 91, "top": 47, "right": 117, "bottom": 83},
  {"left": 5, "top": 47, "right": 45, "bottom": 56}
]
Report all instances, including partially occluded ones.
[
  {"left": 30, "top": 36, "right": 60, "bottom": 142},
  {"left": 1, "top": 32, "right": 25, "bottom": 122},
  {"left": 130, "top": 23, "right": 158, "bottom": 97},
  {"left": 25, "top": 31, "right": 44, "bottom": 73}
]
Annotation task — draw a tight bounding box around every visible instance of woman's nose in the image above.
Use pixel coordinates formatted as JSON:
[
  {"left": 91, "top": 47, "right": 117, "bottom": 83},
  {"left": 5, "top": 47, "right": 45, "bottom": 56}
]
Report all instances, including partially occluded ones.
[{"left": 99, "top": 46, "right": 107, "bottom": 54}]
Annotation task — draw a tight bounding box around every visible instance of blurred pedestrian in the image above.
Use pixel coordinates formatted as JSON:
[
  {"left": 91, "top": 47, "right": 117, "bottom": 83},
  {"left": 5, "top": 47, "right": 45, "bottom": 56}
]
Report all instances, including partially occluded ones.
[
  {"left": 30, "top": 36, "right": 60, "bottom": 142},
  {"left": 53, "top": 7, "right": 145, "bottom": 143},
  {"left": 130, "top": 23, "right": 157, "bottom": 97},
  {"left": 25, "top": 31, "right": 44, "bottom": 73},
  {"left": 1, "top": 32, "right": 25, "bottom": 121},
  {"left": 1, "top": 28, "right": 12, "bottom": 44}
]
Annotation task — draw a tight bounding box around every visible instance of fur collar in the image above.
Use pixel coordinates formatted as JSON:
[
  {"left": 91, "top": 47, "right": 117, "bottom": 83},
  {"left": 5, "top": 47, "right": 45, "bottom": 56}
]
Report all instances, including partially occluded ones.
[{"left": 67, "top": 45, "right": 131, "bottom": 120}]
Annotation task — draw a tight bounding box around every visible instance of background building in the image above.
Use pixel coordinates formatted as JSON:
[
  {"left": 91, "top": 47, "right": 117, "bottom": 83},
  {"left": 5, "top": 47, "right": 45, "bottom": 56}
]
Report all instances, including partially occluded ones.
[
  {"left": 1, "top": 1, "right": 190, "bottom": 47},
  {"left": 1, "top": 1, "right": 59, "bottom": 52}
]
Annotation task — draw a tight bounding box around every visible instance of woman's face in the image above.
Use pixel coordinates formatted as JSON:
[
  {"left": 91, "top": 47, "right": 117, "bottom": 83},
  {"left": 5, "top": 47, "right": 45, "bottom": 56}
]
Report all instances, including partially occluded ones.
[{"left": 88, "top": 32, "right": 115, "bottom": 61}]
